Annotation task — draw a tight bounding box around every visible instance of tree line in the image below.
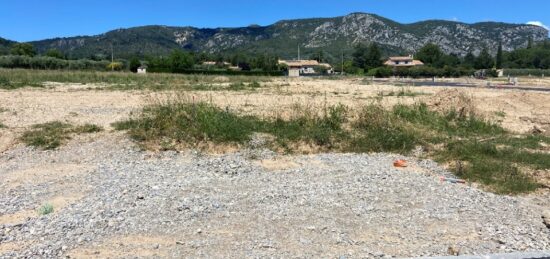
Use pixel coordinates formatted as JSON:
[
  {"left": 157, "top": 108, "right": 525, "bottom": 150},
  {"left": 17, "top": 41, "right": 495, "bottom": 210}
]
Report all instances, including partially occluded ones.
[
  {"left": 1, "top": 40, "right": 550, "bottom": 77},
  {"left": 346, "top": 39, "right": 550, "bottom": 77}
]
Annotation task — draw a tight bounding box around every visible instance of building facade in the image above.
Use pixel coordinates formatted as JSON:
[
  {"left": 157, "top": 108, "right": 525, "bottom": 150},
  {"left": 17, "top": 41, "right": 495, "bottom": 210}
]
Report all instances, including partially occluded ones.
[{"left": 384, "top": 55, "right": 424, "bottom": 67}]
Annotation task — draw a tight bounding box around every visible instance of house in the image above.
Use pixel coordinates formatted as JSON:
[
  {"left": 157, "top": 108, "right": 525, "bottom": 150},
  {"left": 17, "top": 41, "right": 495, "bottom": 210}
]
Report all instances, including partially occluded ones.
[
  {"left": 137, "top": 66, "right": 147, "bottom": 74},
  {"left": 278, "top": 60, "right": 334, "bottom": 77},
  {"left": 384, "top": 55, "right": 424, "bottom": 67},
  {"left": 202, "top": 61, "right": 217, "bottom": 66},
  {"left": 202, "top": 61, "right": 233, "bottom": 68},
  {"left": 228, "top": 66, "right": 242, "bottom": 71}
]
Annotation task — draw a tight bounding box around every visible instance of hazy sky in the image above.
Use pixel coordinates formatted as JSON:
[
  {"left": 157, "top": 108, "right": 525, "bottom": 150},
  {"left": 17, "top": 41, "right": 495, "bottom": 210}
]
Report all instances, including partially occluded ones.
[{"left": 1, "top": 0, "right": 549, "bottom": 42}]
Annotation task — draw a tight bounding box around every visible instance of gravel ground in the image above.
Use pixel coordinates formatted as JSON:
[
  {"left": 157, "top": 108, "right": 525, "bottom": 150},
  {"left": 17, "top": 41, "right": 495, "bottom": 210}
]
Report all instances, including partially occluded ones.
[{"left": 0, "top": 133, "right": 549, "bottom": 258}]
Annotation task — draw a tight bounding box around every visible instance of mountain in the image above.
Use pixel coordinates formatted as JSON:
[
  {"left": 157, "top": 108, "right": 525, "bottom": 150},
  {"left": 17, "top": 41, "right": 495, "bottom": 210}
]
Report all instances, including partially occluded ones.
[{"left": 29, "top": 13, "right": 549, "bottom": 61}]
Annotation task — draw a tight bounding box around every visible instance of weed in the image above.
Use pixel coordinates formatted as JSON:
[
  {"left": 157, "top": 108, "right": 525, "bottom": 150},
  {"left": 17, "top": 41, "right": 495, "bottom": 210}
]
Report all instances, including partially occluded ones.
[
  {"left": 0, "top": 76, "right": 12, "bottom": 89},
  {"left": 436, "top": 140, "right": 542, "bottom": 193},
  {"left": 21, "top": 122, "right": 72, "bottom": 149},
  {"left": 378, "top": 88, "right": 428, "bottom": 97},
  {"left": 20, "top": 121, "right": 103, "bottom": 149},
  {"left": 37, "top": 203, "right": 54, "bottom": 215},
  {"left": 348, "top": 104, "right": 419, "bottom": 152},
  {"left": 249, "top": 81, "right": 261, "bottom": 88},
  {"left": 494, "top": 111, "right": 506, "bottom": 117},
  {"left": 113, "top": 100, "right": 258, "bottom": 146},
  {"left": 227, "top": 82, "right": 247, "bottom": 91},
  {"left": 73, "top": 124, "right": 103, "bottom": 133},
  {"left": 114, "top": 97, "right": 547, "bottom": 194}
]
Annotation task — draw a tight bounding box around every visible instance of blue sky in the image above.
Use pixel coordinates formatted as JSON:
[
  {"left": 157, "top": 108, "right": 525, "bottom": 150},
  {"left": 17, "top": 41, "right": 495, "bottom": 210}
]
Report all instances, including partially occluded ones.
[{"left": 1, "top": 0, "right": 549, "bottom": 42}]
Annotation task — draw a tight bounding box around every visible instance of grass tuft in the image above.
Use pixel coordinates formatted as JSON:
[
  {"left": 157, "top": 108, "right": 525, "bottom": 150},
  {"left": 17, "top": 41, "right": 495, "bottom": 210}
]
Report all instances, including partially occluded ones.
[
  {"left": 74, "top": 123, "right": 103, "bottom": 134},
  {"left": 37, "top": 203, "right": 54, "bottom": 215},
  {"left": 20, "top": 121, "right": 103, "bottom": 149}
]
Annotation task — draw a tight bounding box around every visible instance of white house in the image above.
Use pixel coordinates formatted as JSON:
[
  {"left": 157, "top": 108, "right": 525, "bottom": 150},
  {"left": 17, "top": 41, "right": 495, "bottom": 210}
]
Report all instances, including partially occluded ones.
[
  {"left": 137, "top": 66, "right": 147, "bottom": 74},
  {"left": 278, "top": 60, "right": 333, "bottom": 77},
  {"left": 384, "top": 55, "right": 424, "bottom": 67}
]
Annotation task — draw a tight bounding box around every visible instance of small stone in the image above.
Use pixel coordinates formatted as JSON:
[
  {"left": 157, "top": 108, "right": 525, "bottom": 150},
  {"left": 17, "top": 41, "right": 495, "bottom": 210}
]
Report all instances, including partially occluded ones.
[{"left": 542, "top": 210, "right": 550, "bottom": 229}]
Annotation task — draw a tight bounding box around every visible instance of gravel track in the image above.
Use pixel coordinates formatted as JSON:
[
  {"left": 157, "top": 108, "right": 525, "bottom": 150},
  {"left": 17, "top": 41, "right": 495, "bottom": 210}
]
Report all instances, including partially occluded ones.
[{"left": 1, "top": 133, "right": 549, "bottom": 258}]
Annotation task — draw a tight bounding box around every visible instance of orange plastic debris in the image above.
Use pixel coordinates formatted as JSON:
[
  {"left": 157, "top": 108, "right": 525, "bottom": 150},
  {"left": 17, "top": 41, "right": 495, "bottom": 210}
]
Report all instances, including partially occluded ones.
[{"left": 393, "top": 159, "right": 407, "bottom": 167}]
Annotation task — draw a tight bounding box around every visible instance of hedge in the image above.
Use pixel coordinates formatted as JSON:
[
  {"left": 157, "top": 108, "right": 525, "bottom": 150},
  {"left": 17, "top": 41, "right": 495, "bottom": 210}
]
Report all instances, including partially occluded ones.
[{"left": 0, "top": 55, "right": 110, "bottom": 71}]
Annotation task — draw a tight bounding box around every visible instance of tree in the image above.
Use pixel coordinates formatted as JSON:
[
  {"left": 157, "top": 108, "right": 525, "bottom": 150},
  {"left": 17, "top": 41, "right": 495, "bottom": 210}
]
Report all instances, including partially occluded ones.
[
  {"left": 462, "top": 52, "right": 476, "bottom": 68},
  {"left": 129, "top": 57, "right": 141, "bottom": 73},
  {"left": 352, "top": 43, "right": 368, "bottom": 69},
  {"left": 496, "top": 43, "right": 503, "bottom": 69},
  {"left": 310, "top": 50, "right": 325, "bottom": 63},
  {"left": 169, "top": 49, "right": 195, "bottom": 71},
  {"left": 11, "top": 43, "right": 36, "bottom": 57},
  {"left": 45, "top": 49, "right": 64, "bottom": 59},
  {"left": 352, "top": 43, "right": 382, "bottom": 72},
  {"left": 442, "top": 53, "right": 461, "bottom": 67},
  {"left": 364, "top": 43, "right": 383, "bottom": 71},
  {"left": 474, "top": 48, "right": 494, "bottom": 69},
  {"left": 416, "top": 43, "right": 444, "bottom": 67}
]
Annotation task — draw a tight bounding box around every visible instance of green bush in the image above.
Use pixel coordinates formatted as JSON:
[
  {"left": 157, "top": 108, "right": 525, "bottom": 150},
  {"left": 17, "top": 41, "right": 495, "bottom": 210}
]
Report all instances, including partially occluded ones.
[
  {"left": 367, "top": 67, "right": 392, "bottom": 78},
  {"left": 0, "top": 55, "right": 110, "bottom": 71}
]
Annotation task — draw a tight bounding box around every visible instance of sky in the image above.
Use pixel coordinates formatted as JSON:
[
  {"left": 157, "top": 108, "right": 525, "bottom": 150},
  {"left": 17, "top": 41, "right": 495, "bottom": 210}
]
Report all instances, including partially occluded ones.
[{"left": 1, "top": 0, "right": 549, "bottom": 42}]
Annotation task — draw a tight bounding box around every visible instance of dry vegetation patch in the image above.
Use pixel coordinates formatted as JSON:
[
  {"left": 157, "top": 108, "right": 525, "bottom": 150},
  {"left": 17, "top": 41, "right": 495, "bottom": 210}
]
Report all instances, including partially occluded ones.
[{"left": 112, "top": 93, "right": 550, "bottom": 194}]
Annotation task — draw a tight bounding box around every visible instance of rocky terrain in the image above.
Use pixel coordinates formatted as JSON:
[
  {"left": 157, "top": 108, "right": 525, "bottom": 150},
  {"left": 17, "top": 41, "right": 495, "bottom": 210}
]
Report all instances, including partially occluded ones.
[
  {"left": 1, "top": 77, "right": 550, "bottom": 257},
  {"left": 0, "top": 132, "right": 549, "bottom": 258},
  {"left": 27, "top": 13, "right": 549, "bottom": 59}
]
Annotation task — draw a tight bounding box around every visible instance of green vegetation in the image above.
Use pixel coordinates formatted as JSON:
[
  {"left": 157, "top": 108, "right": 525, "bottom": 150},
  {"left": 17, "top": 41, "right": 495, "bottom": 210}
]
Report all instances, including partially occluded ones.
[
  {"left": 20, "top": 121, "right": 103, "bottom": 150},
  {"left": 0, "top": 55, "right": 110, "bottom": 71},
  {"left": 227, "top": 81, "right": 262, "bottom": 91},
  {"left": 352, "top": 43, "right": 383, "bottom": 73},
  {"left": 114, "top": 98, "right": 549, "bottom": 194},
  {"left": 348, "top": 40, "right": 550, "bottom": 78},
  {"left": 378, "top": 88, "right": 428, "bottom": 97},
  {"left": 45, "top": 49, "right": 64, "bottom": 59},
  {"left": 37, "top": 203, "right": 54, "bottom": 215},
  {"left": 11, "top": 43, "right": 36, "bottom": 57},
  {"left": 0, "top": 69, "right": 271, "bottom": 90},
  {"left": 0, "top": 122, "right": 6, "bottom": 128}
]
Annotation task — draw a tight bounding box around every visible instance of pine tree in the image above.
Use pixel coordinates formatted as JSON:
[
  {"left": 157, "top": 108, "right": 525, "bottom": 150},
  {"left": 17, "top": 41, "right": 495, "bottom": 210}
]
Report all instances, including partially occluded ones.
[
  {"left": 496, "top": 43, "right": 503, "bottom": 69},
  {"left": 474, "top": 48, "right": 495, "bottom": 69},
  {"left": 364, "top": 43, "right": 382, "bottom": 70}
]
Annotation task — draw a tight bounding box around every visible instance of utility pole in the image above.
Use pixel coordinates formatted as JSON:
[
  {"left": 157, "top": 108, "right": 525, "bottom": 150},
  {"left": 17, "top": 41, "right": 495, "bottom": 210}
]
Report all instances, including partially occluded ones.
[
  {"left": 110, "top": 43, "right": 114, "bottom": 71},
  {"left": 341, "top": 50, "right": 344, "bottom": 75},
  {"left": 298, "top": 45, "right": 301, "bottom": 60}
]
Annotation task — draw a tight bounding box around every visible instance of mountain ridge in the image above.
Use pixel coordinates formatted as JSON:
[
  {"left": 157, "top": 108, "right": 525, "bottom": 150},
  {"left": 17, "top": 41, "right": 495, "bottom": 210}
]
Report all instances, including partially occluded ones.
[{"left": 4, "top": 13, "right": 548, "bottom": 61}]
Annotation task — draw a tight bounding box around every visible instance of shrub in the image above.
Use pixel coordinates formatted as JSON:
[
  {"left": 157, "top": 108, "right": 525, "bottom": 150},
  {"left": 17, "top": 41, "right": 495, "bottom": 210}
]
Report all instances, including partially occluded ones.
[
  {"left": 367, "top": 67, "right": 392, "bottom": 78},
  {"left": 37, "top": 203, "right": 54, "bottom": 215}
]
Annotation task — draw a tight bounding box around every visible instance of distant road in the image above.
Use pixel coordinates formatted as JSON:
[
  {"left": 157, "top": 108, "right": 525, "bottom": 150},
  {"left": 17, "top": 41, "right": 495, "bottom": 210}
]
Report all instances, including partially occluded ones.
[{"left": 374, "top": 79, "right": 550, "bottom": 93}]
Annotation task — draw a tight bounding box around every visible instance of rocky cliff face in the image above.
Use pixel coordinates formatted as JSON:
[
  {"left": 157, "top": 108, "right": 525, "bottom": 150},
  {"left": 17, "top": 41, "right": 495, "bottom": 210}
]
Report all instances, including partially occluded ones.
[{"left": 28, "top": 13, "right": 549, "bottom": 59}]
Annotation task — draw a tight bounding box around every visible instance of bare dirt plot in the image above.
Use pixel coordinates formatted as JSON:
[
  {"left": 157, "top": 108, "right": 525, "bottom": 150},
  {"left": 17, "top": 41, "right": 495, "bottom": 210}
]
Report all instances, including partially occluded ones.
[{"left": 1, "top": 76, "right": 550, "bottom": 257}]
